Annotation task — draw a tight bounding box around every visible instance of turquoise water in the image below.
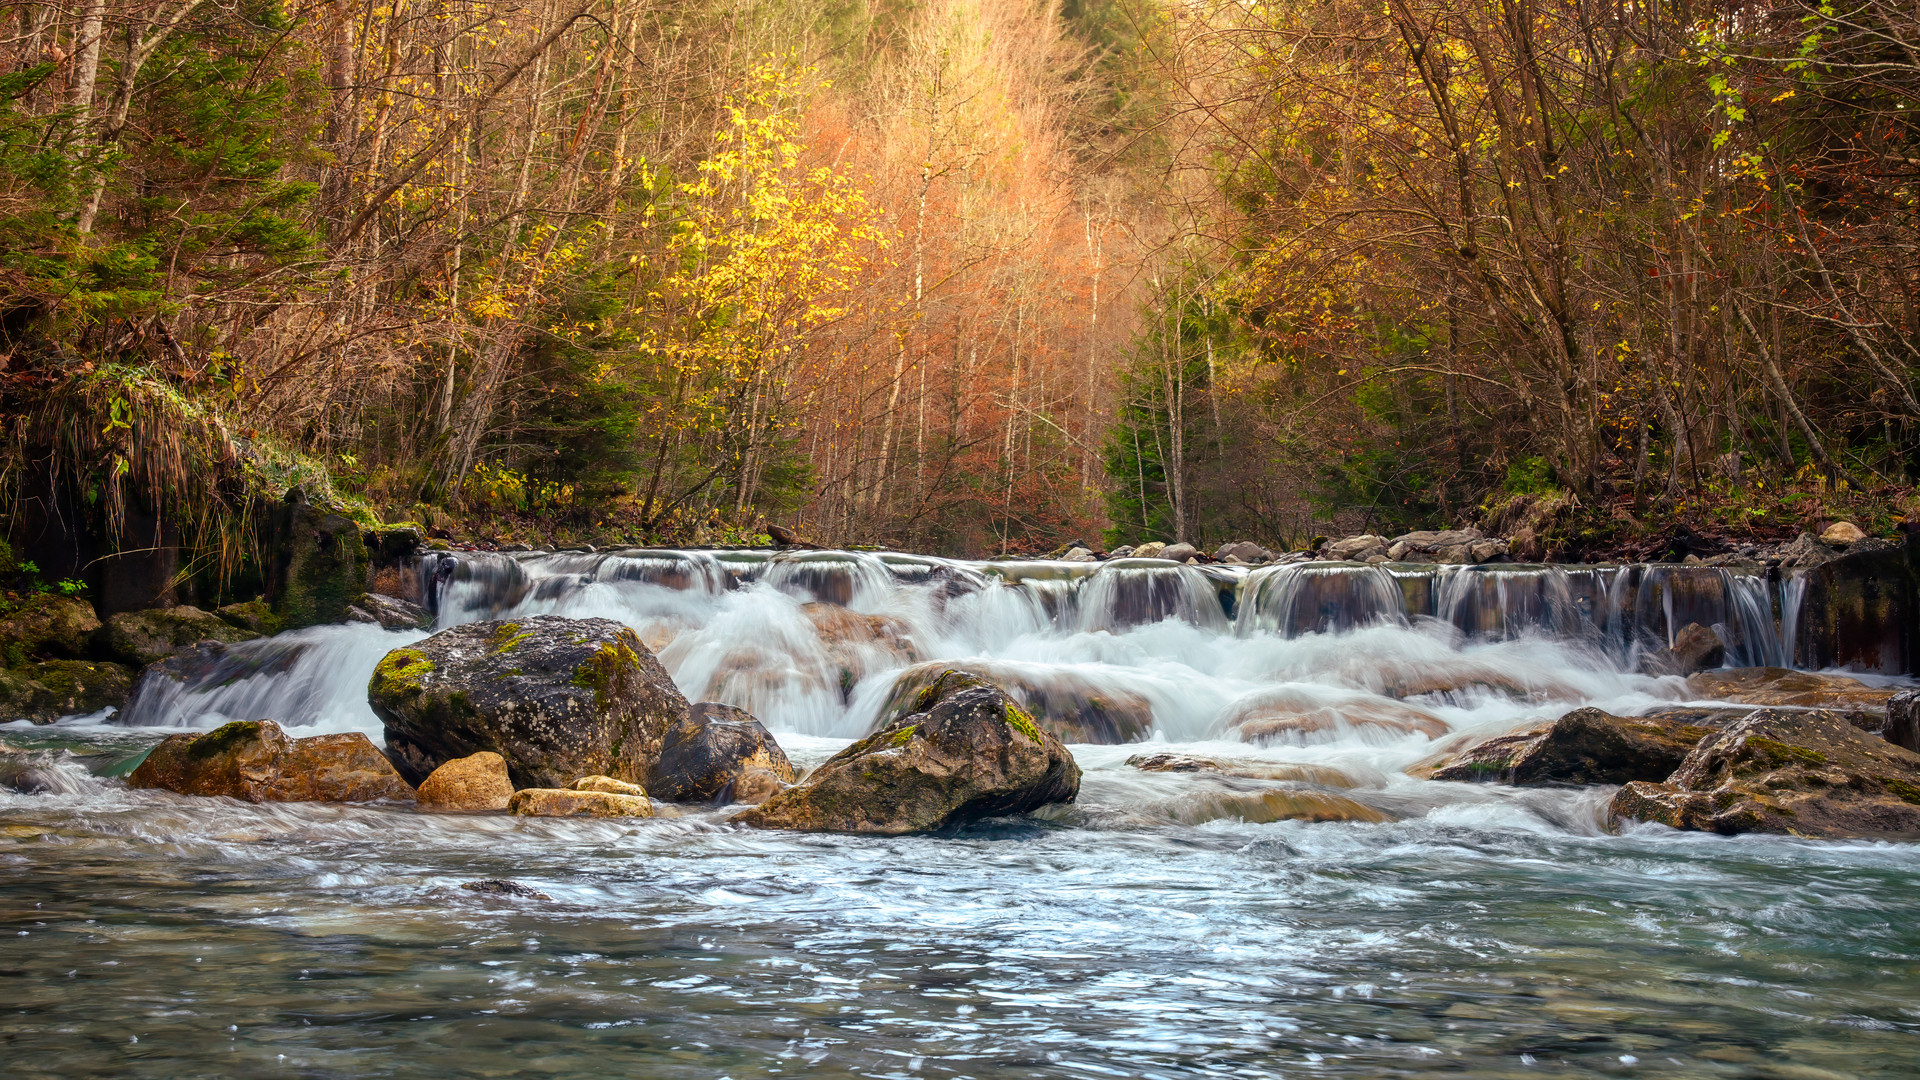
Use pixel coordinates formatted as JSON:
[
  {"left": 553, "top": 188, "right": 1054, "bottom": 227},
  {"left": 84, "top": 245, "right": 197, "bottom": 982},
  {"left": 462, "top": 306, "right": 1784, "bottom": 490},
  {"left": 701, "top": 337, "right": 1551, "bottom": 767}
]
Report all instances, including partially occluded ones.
[{"left": 4, "top": 728, "right": 1918, "bottom": 1079}]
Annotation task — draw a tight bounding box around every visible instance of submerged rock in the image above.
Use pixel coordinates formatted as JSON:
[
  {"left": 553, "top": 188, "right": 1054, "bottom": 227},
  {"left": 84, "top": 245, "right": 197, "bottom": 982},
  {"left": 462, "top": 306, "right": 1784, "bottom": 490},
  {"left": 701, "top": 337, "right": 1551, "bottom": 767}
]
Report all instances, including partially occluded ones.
[
  {"left": 127, "top": 719, "right": 414, "bottom": 803},
  {"left": 460, "top": 879, "right": 551, "bottom": 900},
  {"left": 1656, "top": 622, "right": 1725, "bottom": 676},
  {"left": 0, "top": 659, "right": 135, "bottom": 723},
  {"left": 1126, "top": 752, "right": 1356, "bottom": 787},
  {"left": 346, "top": 593, "right": 435, "bottom": 631},
  {"left": 119, "top": 638, "right": 310, "bottom": 724},
  {"left": 735, "top": 670, "right": 1081, "bottom": 835},
  {"left": 103, "top": 605, "right": 259, "bottom": 666},
  {"left": 649, "top": 702, "right": 796, "bottom": 804},
  {"left": 369, "top": 615, "right": 688, "bottom": 790},
  {"left": 1430, "top": 708, "right": 1716, "bottom": 785},
  {"left": 1608, "top": 709, "right": 1920, "bottom": 838},
  {"left": 1226, "top": 688, "right": 1448, "bottom": 745},
  {"left": 415, "top": 751, "right": 513, "bottom": 811},
  {"left": 508, "top": 787, "right": 653, "bottom": 818}
]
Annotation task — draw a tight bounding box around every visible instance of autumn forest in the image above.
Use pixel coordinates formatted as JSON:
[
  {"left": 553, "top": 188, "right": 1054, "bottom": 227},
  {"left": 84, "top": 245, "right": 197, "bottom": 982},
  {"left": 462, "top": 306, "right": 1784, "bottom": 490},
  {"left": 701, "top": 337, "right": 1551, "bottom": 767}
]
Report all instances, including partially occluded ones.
[{"left": 1, "top": 0, "right": 1917, "bottom": 559}]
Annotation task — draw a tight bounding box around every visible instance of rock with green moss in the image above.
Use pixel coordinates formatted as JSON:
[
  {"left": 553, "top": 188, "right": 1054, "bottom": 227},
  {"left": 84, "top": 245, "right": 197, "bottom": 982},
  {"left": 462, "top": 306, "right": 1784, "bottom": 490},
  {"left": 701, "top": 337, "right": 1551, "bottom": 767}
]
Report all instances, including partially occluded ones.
[
  {"left": 127, "top": 719, "right": 414, "bottom": 803},
  {"left": 649, "top": 702, "right": 797, "bottom": 804},
  {"left": 215, "top": 599, "right": 273, "bottom": 634},
  {"left": 1609, "top": 708, "right": 1920, "bottom": 838},
  {"left": 368, "top": 615, "right": 687, "bottom": 790},
  {"left": 0, "top": 594, "right": 101, "bottom": 663},
  {"left": 734, "top": 669, "right": 1081, "bottom": 835},
  {"left": 266, "top": 489, "right": 372, "bottom": 631},
  {"left": 0, "top": 659, "right": 136, "bottom": 723},
  {"left": 1432, "top": 708, "right": 1718, "bottom": 785},
  {"left": 103, "top": 606, "right": 260, "bottom": 667}
]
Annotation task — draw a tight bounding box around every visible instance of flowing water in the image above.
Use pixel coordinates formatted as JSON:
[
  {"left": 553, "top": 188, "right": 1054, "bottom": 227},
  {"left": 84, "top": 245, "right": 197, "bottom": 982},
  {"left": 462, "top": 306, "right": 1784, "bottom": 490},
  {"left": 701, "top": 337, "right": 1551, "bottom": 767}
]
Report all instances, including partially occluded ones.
[{"left": 4, "top": 550, "right": 1919, "bottom": 1078}]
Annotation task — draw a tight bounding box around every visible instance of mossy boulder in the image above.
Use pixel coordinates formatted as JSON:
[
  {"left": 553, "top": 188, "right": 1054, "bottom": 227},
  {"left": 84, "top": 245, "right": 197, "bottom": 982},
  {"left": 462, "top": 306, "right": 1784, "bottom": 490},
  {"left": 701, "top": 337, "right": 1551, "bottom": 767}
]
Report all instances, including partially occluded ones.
[
  {"left": 127, "top": 719, "right": 415, "bottom": 803},
  {"left": 214, "top": 599, "right": 273, "bottom": 635},
  {"left": 102, "top": 606, "right": 260, "bottom": 667},
  {"left": 0, "top": 594, "right": 101, "bottom": 662},
  {"left": 1431, "top": 708, "right": 1718, "bottom": 785},
  {"left": 734, "top": 670, "right": 1081, "bottom": 835},
  {"left": 649, "top": 701, "right": 797, "bottom": 804},
  {"left": 0, "top": 659, "right": 136, "bottom": 723},
  {"left": 368, "top": 615, "right": 688, "bottom": 790},
  {"left": 266, "top": 489, "right": 372, "bottom": 631},
  {"left": 1608, "top": 709, "right": 1920, "bottom": 838}
]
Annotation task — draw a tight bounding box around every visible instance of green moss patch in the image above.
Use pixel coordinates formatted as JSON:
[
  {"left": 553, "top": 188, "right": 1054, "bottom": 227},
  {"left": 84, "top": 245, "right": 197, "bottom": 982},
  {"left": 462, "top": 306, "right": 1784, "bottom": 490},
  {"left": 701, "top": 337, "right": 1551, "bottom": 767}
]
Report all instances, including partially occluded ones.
[
  {"left": 489, "top": 623, "right": 533, "bottom": 654},
  {"left": 187, "top": 720, "right": 265, "bottom": 760},
  {"left": 1746, "top": 737, "right": 1829, "bottom": 771},
  {"left": 1880, "top": 777, "right": 1920, "bottom": 805},
  {"left": 571, "top": 638, "right": 641, "bottom": 710},
  {"left": 373, "top": 648, "right": 433, "bottom": 698},
  {"left": 1003, "top": 702, "right": 1043, "bottom": 744}
]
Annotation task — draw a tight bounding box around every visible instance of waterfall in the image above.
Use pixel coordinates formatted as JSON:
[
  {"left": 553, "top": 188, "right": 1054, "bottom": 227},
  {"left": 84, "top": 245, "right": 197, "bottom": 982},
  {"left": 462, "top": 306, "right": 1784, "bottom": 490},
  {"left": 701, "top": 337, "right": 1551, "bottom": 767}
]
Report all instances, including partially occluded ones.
[{"left": 85, "top": 546, "right": 1878, "bottom": 747}]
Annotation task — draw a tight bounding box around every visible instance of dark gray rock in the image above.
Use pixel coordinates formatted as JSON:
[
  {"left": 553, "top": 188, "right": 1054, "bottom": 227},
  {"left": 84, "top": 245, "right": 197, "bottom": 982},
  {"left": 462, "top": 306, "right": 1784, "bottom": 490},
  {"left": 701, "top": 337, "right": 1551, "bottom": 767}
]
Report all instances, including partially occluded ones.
[
  {"left": 368, "top": 615, "right": 688, "bottom": 790},
  {"left": 346, "top": 592, "right": 434, "bottom": 630},
  {"left": 1886, "top": 688, "right": 1920, "bottom": 755},
  {"left": 1431, "top": 708, "right": 1718, "bottom": 786},
  {"left": 650, "top": 702, "right": 796, "bottom": 804},
  {"left": 734, "top": 670, "right": 1080, "bottom": 834}
]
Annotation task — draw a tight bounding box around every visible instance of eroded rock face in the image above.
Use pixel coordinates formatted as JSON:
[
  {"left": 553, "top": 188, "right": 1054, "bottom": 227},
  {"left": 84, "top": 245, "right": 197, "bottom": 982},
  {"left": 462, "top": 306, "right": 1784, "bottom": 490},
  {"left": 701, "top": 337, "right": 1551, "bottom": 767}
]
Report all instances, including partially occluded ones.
[
  {"left": 1608, "top": 709, "right": 1920, "bottom": 838},
  {"left": 734, "top": 670, "right": 1081, "bottom": 835},
  {"left": 415, "top": 751, "right": 513, "bottom": 811},
  {"left": 103, "top": 606, "right": 260, "bottom": 666},
  {"left": 1430, "top": 708, "right": 1716, "bottom": 785},
  {"left": 127, "top": 719, "right": 414, "bottom": 803},
  {"left": 649, "top": 702, "right": 796, "bottom": 804},
  {"left": 369, "top": 615, "right": 688, "bottom": 790},
  {"left": 508, "top": 788, "right": 653, "bottom": 817}
]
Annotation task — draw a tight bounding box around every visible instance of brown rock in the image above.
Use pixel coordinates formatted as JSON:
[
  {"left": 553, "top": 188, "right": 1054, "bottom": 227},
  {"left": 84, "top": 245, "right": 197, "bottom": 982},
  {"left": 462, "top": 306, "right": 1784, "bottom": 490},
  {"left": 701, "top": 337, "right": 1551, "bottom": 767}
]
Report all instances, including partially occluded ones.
[
  {"left": 508, "top": 788, "right": 653, "bottom": 818},
  {"left": 1820, "top": 521, "right": 1868, "bottom": 545},
  {"left": 1430, "top": 708, "right": 1716, "bottom": 785},
  {"left": 1685, "top": 667, "right": 1895, "bottom": 710},
  {"left": 127, "top": 720, "right": 414, "bottom": 803},
  {"left": 416, "top": 751, "right": 513, "bottom": 811},
  {"left": 1656, "top": 622, "right": 1725, "bottom": 676},
  {"left": 572, "top": 774, "right": 646, "bottom": 796},
  {"left": 1607, "top": 708, "right": 1920, "bottom": 838}
]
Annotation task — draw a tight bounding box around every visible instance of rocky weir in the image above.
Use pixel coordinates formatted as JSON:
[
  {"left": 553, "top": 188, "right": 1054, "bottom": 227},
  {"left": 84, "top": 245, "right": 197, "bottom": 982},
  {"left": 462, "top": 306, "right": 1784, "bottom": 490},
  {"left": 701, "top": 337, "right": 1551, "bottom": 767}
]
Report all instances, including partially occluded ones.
[{"left": 0, "top": 523, "right": 1912, "bottom": 838}]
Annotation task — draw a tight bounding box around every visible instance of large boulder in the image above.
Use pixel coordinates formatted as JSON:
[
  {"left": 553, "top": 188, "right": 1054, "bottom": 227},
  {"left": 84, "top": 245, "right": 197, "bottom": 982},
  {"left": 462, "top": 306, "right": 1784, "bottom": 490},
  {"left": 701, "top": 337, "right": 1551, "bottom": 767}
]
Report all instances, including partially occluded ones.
[
  {"left": 415, "top": 751, "right": 514, "bottom": 810},
  {"left": 102, "top": 606, "right": 260, "bottom": 666},
  {"left": 265, "top": 489, "right": 373, "bottom": 631},
  {"left": 649, "top": 702, "right": 797, "bottom": 804},
  {"left": 1608, "top": 709, "right": 1920, "bottom": 838},
  {"left": 368, "top": 615, "right": 688, "bottom": 790},
  {"left": 1430, "top": 708, "right": 1716, "bottom": 785},
  {"left": 127, "top": 719, "right": 414, "bottom": 803},
  {"left": 734, "top": 670, "right": 1081, "bottom": 835},
  {"left": 0, "top": 594, "right": 100, "bottom": 661},
  {"left": 0, "top": 659, "right": 136, "bottom": 723}
]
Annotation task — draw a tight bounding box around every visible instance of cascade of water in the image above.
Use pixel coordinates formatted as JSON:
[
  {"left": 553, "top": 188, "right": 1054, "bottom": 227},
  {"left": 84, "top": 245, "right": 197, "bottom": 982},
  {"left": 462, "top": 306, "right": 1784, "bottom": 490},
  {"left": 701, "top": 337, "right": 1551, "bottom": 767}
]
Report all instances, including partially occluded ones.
[
  {"left": 1075, "top": 559, "right": 1231, "bottom": 633},
  {"left": 1779, "top": 571, "right": 1808, "bottom": 670},
  {"left": 1432, "top": 564, "right": 1588, "bottom": 641},
  {"left": 1235, "top": 563, "right": 1408, "bottom": 637}
]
